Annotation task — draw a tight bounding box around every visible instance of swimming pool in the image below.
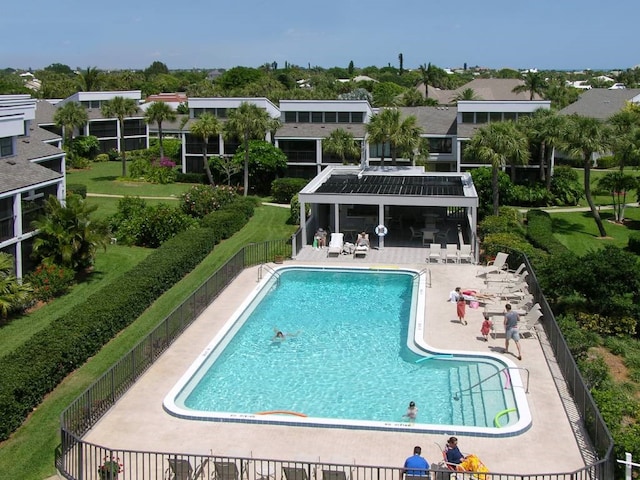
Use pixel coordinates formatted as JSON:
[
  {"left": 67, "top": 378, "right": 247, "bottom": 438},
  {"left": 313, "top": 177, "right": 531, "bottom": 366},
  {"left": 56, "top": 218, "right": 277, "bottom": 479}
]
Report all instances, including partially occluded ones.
[{"left": 164, "top": 266, "right": 531, "bottom": 436}]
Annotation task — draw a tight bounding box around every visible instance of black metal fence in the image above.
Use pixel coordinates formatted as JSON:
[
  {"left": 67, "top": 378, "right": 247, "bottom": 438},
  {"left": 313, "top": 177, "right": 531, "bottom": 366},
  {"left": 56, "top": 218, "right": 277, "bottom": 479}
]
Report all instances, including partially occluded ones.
[{"left": 57, "top": 246, "right": 615, "bottom": 480}]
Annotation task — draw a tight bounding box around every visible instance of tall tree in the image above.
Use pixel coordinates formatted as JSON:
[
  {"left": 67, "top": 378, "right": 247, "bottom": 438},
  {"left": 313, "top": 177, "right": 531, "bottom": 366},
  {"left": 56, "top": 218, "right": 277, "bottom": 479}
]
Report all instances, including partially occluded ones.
[
  {"left": 53, "top": 101, "right": 88, "bottom": 147},
  {"left": 101, "top": 96, "right": 139, "bottom": 177},
  {"left": 224, "top": 102, "right": 270, "bottom": 195},
  {"left": 609, "top": 104, "right": 640, "bottom": 172},
  {"left": 190, "top": 113, "right": 221, "bottom": 185},
  {"left": 78, "top": 66, "right": 101, "bottom": 92},
  {"left": 451, "top": 88, "right": 481, "bottom": 104},
  {"left": 398, "top": 53, "right": 404, "bottom": 75},
  {"left": 366, "top": 109, "right": 422, "bottom": 167},
  {"left": 562, "top": 115, "right": 611, "bottom": 237},
  {"left": 144, "top": 102, "right": 177, "bottom": 159},
  {"left": 322, "top": 128, "right": 361, "bottom": 165},
  {"left": 31, "top": 195, "right": 109, "bottom": 272},
  {"left": 465, "top": 121, "right": 530, "bottom": 215},
  {"left": 596, "top": 172, "right": 638, "bottom": 223},
  {"left": 512, "top": 71, "right": 547, "bottom": 100},
  {"left": 522, "top": 108, "right": 566, "bottom": 188},
  {"left": 0, "top": 253, "right": 32, "bottom": 318}
]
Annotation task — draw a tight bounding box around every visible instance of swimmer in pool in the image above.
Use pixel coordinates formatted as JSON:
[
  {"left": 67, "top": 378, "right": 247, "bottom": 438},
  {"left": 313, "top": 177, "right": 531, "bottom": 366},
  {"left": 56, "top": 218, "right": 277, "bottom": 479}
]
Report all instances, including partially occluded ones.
[{"left": 272, "top": 328, "right": 300, "bottom": 341}]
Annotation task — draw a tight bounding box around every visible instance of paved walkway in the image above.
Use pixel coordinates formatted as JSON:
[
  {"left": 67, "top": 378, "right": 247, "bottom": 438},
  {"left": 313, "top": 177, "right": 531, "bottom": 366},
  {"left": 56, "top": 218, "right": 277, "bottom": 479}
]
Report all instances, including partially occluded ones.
[{"left": 83, "top": 249, "right": 594, "bottom": 475}]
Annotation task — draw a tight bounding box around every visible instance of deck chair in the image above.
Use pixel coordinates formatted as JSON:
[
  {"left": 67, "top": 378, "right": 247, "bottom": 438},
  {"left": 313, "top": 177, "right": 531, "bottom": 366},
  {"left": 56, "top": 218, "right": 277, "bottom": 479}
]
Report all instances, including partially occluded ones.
[
  {"left": 167, "top": 458, "right": 208, "bottom": 480},
  {"left": 436, "top": 443, "right": 489, "bottom": 480},
  {"left": 427, "top": 243, "right": 442, "bottom": 263},
  {"left": 476, "top": 252, "right": 509, "bottom": 277},
  {"left": 409, "top": 226, "right": 422, "bottom": 242},
  {"left": 458, "top": 244, "right": 473, "bottom": 264},
  {"left": 520, "top": 305, "right": 543, "bottom": 338},
  {"left": 485, "top": 263, "right": 527, "bottom": 283},
  {"left": 323, "top": 470, "right": 348, "bottom": 480},
  {"left": 327, "top": 232, "right": 344, "bottom": 257},
  {"left": 214, "top": 461, "right": 241, "bottom": 480},
  {"left": 445, "top": 244, "right": 459, "bottom": 264},
  {"left": 283, "top": 466, "right": 309, "bottom": 480}
]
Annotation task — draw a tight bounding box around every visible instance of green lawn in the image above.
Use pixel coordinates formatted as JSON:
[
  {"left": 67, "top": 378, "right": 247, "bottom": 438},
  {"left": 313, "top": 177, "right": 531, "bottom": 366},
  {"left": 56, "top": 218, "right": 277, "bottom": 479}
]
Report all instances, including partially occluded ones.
[
  {"left": 550, "top": 206, "right": 640, "bottom": 256},
  {"left": 0, "top": 204, "right": 296, "bottom": 480},
  {"left": 573, "top": 167, "right": 640, "bottom": 207},
  {"left": 67, "top": 161, "right": 193, "bottom": 197},
  {"left": 86, "top": 195, "right": 178, "bottom": 220}
]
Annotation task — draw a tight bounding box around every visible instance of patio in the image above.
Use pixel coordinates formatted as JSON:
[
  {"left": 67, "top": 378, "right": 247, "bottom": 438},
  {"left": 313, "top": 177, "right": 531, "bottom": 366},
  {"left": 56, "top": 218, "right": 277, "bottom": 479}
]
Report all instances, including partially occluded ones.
[{"left": 82, "top": 249, "right": 597, "bottom": 475}]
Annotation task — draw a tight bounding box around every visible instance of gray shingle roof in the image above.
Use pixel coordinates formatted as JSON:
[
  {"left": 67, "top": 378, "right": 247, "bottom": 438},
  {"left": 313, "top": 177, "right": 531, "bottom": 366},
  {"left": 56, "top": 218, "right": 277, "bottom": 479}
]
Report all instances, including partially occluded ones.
[
  {"left": 0, "top": 156, "right": 62, "bottom": 194},
  {"left": 558, "top": 88, "right": 640, "bottom": 119},
  {"left": 398, "top": 107, "right": 458, "bottom": 135},
  {"left": 423, "top": 78, "right": 541, "bottom": 104}
]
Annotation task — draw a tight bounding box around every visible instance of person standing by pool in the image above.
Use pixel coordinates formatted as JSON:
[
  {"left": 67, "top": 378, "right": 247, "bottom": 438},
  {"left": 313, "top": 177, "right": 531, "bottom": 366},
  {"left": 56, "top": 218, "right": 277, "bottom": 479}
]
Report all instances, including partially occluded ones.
[
  {"left": 503, "top": 304, "right": 522, "bottom": 360},
  {"left": 403, "top": 401, "right": 418, "bottom": 422},
  {"left": 448, "top": 287, "right": 467, "bottom": 325},
  {"left": 480, "top": 313, "right": 493, "bottom": 341},
  {"left": 403, "top": 446, "right": 430, "bottom": 477}
]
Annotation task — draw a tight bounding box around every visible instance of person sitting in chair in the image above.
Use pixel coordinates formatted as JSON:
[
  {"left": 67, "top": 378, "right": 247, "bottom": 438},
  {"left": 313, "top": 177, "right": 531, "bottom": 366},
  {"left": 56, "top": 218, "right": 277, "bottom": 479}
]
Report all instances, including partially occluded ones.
[
  {"left": 445, "top": 437, "right": 465, "bottom": 465},
  {"left": 356, "top": 232, "right": 369, "bottom": 247}
]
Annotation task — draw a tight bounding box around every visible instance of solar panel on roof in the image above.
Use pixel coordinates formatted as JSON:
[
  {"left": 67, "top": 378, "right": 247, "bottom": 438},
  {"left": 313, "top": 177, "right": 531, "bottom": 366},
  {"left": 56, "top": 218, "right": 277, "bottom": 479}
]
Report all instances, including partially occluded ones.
[{"left": 315, "top": 174, "right": 465, "bottom": 196}]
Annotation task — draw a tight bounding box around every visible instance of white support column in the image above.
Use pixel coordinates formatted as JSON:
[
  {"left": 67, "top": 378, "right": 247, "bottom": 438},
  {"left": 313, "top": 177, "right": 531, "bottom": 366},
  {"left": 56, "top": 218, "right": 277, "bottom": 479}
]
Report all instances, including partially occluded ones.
[
  {"left": 333, "top": 203, "right": 340, "bottom": 235},
  {"left": 300, "top": 201, "right": 307, "bottom": 246},
  {"left": 316, "top": 139, "right": 323, "bottom": 175},
  {"left": 219, "top": 133, "right": 225, "bottom": 156},
  {"left": 378, "top": 203, "right": 385, "bottom": 249}
]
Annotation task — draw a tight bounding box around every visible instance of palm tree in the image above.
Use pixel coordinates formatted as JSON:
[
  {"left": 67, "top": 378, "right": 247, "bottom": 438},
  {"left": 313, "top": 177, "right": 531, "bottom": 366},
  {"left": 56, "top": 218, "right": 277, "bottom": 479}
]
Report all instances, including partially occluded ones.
[
  {"left": 396, "top": 115, "right": 423, "bottom": 164},
  {"left": 512, "top": 71, "right": 547, "bottom": 100},
  {"left": 101, "top": 96, "right": 139, "bottom": 177},
  {"left": 53, "top": 101, "right": 88, "bottom": 147},
  {"left": 596, "top": 172, "right": 638, "bottom": 222},
  {"left": 609, "top": 105, "right": 640, "bottom": 172},
  {"left": 78, "top": 66, "right": 101, "bottom": 92},
  {"left": 465, "top": 121, "right": 530, "bottom": 215},
  {"left": 224, "top": 102, "right": 271, "bottom": 196},
  {"left": 522, "top": 108, "right": 566, "bottom": 188},
  {"left": 144, "top": 102, "right": 177, "bottom": 159},
  {"left": 322, "top": 128, "right": 361, "bottom": 165},
  {"left": 418, "top": 63, "right": 436, "bottom": 99},
  {"left": 451, "top": 88, "right": 481, "bottom": 104},
  {"left": 190, "top": 113, "right": 221, "bottom": 185},
  {"left": 366, "top": 109, "right": 422, "bottom": 167},
  {"left": 0, "top": 253, "right": 32, "bottom": 319},
  {"left": 562, "top": 115, "right": 611, "bottom": 237},
  {"left": 31, "top": 195, "right": 109, "bottom": 272}
]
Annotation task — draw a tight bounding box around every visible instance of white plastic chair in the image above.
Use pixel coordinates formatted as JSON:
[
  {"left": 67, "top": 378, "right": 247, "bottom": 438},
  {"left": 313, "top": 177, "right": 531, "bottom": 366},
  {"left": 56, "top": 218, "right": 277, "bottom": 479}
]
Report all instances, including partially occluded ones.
[{"left": 427, "top": 243, "right": 442, "bottom": 264}]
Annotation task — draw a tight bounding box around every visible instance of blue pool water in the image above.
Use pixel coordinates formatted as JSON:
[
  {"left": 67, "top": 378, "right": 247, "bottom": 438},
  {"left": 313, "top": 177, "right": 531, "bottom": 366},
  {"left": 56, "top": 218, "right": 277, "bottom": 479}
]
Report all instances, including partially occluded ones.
[{"left": 168, "top": 267, "right": 523, "bottom": 433}]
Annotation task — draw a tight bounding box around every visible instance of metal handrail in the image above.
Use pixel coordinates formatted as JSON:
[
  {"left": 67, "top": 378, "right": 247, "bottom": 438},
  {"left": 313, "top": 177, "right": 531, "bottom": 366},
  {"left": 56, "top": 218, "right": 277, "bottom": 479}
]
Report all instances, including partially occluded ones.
[
  {"left": 452, "top": 367, "right": 530, "bottom": 401},
  {"left": 258, "top": 263, "right": 281, "bottom": 282}
]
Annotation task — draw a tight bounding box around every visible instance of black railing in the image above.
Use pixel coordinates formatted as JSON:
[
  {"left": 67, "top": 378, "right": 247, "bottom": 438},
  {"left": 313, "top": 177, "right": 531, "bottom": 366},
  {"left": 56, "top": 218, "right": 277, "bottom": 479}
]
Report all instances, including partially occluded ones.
[{"left": 57, "top": 246, "right": 614, "bottom": 480}]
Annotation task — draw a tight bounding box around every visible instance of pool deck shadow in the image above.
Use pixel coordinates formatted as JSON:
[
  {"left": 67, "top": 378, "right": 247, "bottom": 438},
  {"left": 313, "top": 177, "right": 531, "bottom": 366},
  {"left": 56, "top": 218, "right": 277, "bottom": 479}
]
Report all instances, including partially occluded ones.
[{"left": 84, "top": 248, "right": 595, "bottom": 475}]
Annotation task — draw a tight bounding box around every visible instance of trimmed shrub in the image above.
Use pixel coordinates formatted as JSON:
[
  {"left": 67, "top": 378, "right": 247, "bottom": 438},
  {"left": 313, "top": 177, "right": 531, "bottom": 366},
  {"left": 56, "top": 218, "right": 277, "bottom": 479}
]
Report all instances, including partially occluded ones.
[
  {"left": 289, "top": 193, "right": 309, "bottom": 225},
  {"left": 219, "top": 196, "right": 259, "bottom": 219},
  {"left": 94, "top": 153, "right": 110, "bottom": 163},
  {"left": 594, "top": 155, "right": 617, "bottom": 169},
  {"left": 66, "top": 184, "right": 87, "bottom": 198},
  {"left": 481, "top": 232, "right": 546, "bottom": 266},
  {"left": 525, "top": 209, "right": 568, "bottom": 255},
  {"left": 628, "top": 232, "right": 640, "bottom": 254},
  {"left": 176, "top": 172, "right": 206, "bottom": 184},
  {"left": 271, "top": 177, "right": 309, "bottom": 204},
  {"left": 24, "top": 263, "right": 75, "bottom": 302},
  {"left": 200, "top": 210, "right": 245, "bottom": 240},
  {"left": 477, "top": 211, "right": 524, "bottom": 241},
  {"left": 135, "top": 204, "right": 198, "bottom": 248},
  {"left": 510, "top": 184, "right": 553, "bottom": 207},
  {"left": 0, "top": 227, "right": 217, "bottom": 441}
]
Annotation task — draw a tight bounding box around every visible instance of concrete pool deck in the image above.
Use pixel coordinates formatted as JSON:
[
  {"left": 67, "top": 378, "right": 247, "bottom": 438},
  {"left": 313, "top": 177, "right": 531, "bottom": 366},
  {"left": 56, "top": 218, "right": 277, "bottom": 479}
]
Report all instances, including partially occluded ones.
[{"left": 83, "top": 248, "right": 595, "bottom": 475}]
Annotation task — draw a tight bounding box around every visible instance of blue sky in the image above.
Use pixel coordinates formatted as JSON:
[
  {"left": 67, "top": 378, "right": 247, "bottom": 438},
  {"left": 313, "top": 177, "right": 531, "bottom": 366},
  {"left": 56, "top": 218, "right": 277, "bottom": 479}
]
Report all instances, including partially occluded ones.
[{"left": 3, "top": 0, "right": 638, "bottom": 72}]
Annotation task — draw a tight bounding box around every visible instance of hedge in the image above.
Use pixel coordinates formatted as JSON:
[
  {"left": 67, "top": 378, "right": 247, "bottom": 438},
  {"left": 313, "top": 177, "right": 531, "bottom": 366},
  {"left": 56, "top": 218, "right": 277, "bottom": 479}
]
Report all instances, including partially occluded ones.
[
  {"left": 66, "top": 184, "right": 87, "bottom": 198},
  {"left": 525, "top": 209, "right": 569, "bottom": 256},
  {"left": 0, "top": 227, "right": 217, "bottom": 441},
  {"left": 271, "top": 177, "right": 308, "bottom": 204}
]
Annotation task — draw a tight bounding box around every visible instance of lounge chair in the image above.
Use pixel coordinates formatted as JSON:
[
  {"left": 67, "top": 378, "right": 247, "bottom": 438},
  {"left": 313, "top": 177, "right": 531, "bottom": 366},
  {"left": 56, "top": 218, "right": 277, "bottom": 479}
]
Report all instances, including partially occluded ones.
[
  {"left": 485, "top": 263, "right": 527, "bottom": 283},
  {"left": 166, "top": 458, "right": 209, "bottom": 480},
  {"left": 214, "top": 461, "right": 241, "bottom": 480},
  {"left": 283, "top": 466, "right": 309, "bottom": 480},
  {"left": 520, "top": 304, "right": 543, "bottom": 338},
  {"left": 427, "top": 243, "right": 441, "bottom": 264},
  {"left": 476, "top": 252, "right": 509, "bottom": 277},
  {"left": 409, "top": 226, "right": 422, "bottom": 242},
  {"left": 354, "top": 233, "right": 369, "bottom": 258},
  {"left": 327, "top": 232, "right": 344, "bottom": 257},
  {"left": 323, "top": 470, "right": 349, "bottom": 480}
]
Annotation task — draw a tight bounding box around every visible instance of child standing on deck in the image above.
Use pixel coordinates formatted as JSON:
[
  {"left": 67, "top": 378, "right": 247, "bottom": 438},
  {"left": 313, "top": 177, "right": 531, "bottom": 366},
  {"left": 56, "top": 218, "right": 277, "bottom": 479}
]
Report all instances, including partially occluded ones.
[{"left": 481, "top": 313, "right": 493, "bottom": 341}]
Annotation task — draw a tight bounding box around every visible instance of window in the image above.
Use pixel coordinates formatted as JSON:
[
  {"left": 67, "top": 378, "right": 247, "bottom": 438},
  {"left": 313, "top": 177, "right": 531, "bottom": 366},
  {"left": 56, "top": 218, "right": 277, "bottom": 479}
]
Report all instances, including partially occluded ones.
[
  {"left": 89, "top": 120, "right": 117, "bottom": 137},
  {"left": 337, "top": 112, "right": 350, "bottom": 123},
  {"left": 503, "top": 112, "right": 516, "bottom": 121},
  {"left": 0, "top": 137, "right": 14, "bottom": 157},
  {"left": 325, "top": 112, "right": 337, "bottom": 123},
  {"left": 298, "top": 112, "right": 310, "bottom": 123},
  {"left": 428, "top": 138, "right": 453, "bottom": 154},
  {"left": 475, "top": 112, "right": 488, "bottom": 124},
  {"left": 461, "top": 112, "right": 474, "bottom": 123},
  {"left": 311, "top": 112, "right": 323, "bottom": 123},
  {"left": 123, "top": 119, "right": 146, "bottom": 136},
  {"left": 351, "top": 112, "right": 364, "bottom": 123},
  {"left": 284, "top": 111, "right": 297, "bottom": 123},
  {"left": 490, "top": 112, "right": 502, "bottom": 122}
]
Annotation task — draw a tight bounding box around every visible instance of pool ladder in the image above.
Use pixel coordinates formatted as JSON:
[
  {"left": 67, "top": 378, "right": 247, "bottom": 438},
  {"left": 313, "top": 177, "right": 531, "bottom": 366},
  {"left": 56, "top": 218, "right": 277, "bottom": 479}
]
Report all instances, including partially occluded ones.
[
  {"left": 412, "top": 268, "right": 431, "bottom": 288},
  {"left": 258, "top": 263, "right": 281, "bottom": 283},
  {"left": 451, "top": 366, "right": 530, "bottom": 400}
]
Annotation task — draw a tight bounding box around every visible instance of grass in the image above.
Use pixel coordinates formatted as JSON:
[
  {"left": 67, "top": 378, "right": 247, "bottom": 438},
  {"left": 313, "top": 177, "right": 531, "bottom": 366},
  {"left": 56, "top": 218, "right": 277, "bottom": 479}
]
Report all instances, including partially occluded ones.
[
  {"left": 0, "top": 204, "right": 296, "bottom": 480},
  {"left": 572, "top": 167, "right": 640, "bottom": 207},
  {"left": 67, "top": 161, "right": 192, "bottom": 197},
  {"left": 549, "top": 206, "right": 640, "bottom": 256},
  {"left": 86, "top": 196, "right": 177, "bottom": 220}
]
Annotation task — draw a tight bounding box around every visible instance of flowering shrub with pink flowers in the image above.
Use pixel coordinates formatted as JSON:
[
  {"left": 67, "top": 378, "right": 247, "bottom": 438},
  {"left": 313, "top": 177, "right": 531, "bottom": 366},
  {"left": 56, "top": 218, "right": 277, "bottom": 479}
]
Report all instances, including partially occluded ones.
[
  {"left": 24, "top": 263, "right": 75, "bottom": 301},
  {"left": 180, "top": 184, "right": 238, "bottom": 218},
  {"left": 128, "top": 156, "right": 177, "bottom": 184},
  {"left": 98, "top": 456, "right": 123, "bottom": 480}
]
